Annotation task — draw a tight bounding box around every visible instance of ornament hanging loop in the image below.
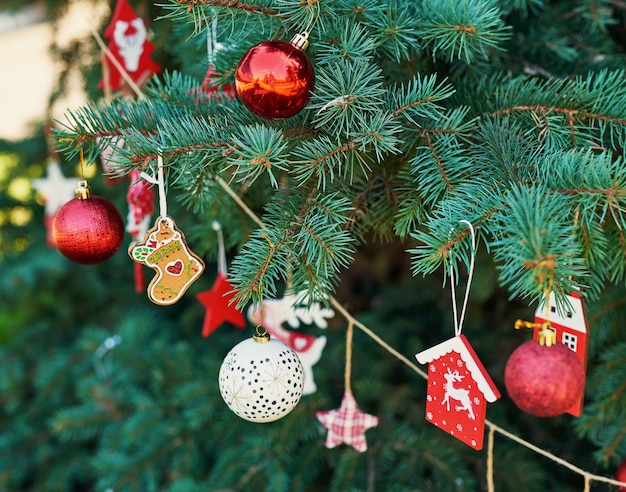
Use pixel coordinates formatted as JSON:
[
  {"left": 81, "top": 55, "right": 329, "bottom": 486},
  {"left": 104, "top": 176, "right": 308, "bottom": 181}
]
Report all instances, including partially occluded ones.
[
  {"left": 253, "top": 325, "right": 270, "bottom": 343},
  {"left": 139, "top": 148, "right": 167, "bottom": 220},
  {"left": 75, "top": 148, "right": 91, "bottom": 199},
  {"left": 75, "top": 179, "right": 92, "bottom": 200},
  {"left": 206, "top": 16, "right": 221, "bottom": 67},
  {"left": 94, "top": 334, "right": 122, "bottom": 379},
  {"left": 513, "top": 270, "right": 556, "bottom": 346},
  {"left": 78, "top": 147, "right": 87, "bottom": 181},
  {"left": 213, "top": 221, "right": 227, "bottom": 275},
  {"left": 291, "top": 31, "right": 310, "bottom": 51},
  {"left": 300, "top": 0, "right": 320, "bottom": 40},
  {"left": 344, "top": 320, "right": 354, "bottom": 394},
  {"left": 449, "top": 219, "right": 477, "bottom": 337}
]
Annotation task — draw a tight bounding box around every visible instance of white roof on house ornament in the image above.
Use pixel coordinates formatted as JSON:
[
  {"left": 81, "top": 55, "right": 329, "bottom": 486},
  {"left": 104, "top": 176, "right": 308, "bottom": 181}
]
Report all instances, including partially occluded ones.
[{"left": 416, "top": 334, "right": 500, "bottom": 403}]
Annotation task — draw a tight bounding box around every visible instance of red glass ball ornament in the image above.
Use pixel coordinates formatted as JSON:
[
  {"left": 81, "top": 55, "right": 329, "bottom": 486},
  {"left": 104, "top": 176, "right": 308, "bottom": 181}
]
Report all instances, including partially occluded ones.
[
  {"left": 504, "top": 340, "right": 585, "bottom": 417},
  {"left": 616, "top": 458, "right": 626, "bottom": 492},
  {"left": 52, "top": 181, "right": 124, "bottom": 264},
  {"left": 235, "top": 35, "right": 315, "bottom": 120}
]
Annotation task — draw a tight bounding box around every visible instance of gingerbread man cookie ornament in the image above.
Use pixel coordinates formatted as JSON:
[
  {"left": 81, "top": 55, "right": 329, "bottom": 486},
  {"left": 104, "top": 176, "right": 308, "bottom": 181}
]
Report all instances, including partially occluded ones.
[{"left": 129, "top": 215, "right": 204, "bottom": 305}]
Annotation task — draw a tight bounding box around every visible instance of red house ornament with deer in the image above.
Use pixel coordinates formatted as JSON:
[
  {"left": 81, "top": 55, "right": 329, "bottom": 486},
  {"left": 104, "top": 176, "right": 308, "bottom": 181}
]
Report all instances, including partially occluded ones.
[{"left": 416, "top": 335, "right": 500, "bottom": 450}]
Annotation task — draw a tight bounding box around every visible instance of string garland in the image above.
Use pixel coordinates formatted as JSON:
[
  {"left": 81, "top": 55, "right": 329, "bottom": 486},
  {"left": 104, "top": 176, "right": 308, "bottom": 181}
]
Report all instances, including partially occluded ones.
[
  {"left": 80, "top": 15, "right": 626, "bottom": 491},
  {"left": 213, "top": 221, "right": 227, "bottom": 275},
  {"left": 344, "top": 320, "right": 354, "bottom": 394},
  {"left": 487, "top": 426, "right": 495, "bottom": 492}
]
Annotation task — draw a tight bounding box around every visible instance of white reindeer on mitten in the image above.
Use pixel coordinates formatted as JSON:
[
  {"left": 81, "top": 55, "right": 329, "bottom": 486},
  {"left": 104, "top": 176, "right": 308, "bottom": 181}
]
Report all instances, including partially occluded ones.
[{"left": 247, "top": 293, "right": 333, "bottom": 395}]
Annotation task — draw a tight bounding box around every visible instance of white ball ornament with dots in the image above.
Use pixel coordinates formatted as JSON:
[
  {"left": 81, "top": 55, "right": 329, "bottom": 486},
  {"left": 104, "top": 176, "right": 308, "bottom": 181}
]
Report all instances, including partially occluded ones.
[{"left": 219, "top": 332, "right": 305, "bottom": 423}]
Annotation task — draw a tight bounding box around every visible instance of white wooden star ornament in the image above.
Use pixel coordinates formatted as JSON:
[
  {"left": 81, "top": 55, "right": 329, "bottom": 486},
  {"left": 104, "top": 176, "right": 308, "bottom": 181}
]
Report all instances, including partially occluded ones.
[
  {"left": 32, "top": 159, "right": 77, "bottom": 216},
  {"left": 32, "top": 159, "right": 78, "bottom": 246}
]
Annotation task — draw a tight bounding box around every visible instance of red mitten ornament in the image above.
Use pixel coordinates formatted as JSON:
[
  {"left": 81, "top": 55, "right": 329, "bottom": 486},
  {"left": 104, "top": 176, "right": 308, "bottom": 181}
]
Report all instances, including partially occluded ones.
[
  {"left": 416, "top": 335, "right": 500, "bottom": 450},
  {"left": 99, "top": 0, "right": 161, "bottom": 92},
  {"left": 126, "top": 169, "right": 155, "bottom": 292},
  {"left": 52, "top": 180, "right": 124, "bottom": 264},
  {"left": 235, "top": 33, "right": 314, "bottom": 120},
  {"left": 126, "top": 169, "right": 155, "bottom": 240}
]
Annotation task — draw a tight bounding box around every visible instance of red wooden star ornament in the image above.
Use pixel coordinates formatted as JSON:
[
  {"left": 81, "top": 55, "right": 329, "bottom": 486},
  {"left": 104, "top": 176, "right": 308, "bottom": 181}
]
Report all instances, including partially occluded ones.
[
  {"left": 195, "top": 222, "right": 245, "bottom": 337},
  {"left": 196, "top": 272, "right": 245, "bottom": 337}
]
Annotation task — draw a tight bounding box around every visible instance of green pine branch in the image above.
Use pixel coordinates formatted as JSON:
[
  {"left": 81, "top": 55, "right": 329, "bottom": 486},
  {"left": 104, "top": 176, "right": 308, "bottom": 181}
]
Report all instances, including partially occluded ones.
[{"left": 417, "top": 0, "right": 512, "bottom": 63}]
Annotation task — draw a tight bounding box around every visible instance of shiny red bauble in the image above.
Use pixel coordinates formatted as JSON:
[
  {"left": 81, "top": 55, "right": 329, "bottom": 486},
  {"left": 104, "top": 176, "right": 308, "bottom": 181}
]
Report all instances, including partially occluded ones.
[
  {"left": 52, "top": 183, "right": 124, "bottom": 264},
  {"left": 504, "top": 340, "right": 585, "bottom": 417},
  {"left": 235, "top": 38, "right": 315, "bottom": 120},
  {"left": 616, "top": 458, "right": 626, "bottom": 491}
]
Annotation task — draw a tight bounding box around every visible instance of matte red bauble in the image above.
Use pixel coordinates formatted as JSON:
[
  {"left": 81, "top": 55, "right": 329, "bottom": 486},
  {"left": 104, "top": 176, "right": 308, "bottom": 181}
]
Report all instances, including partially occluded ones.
[
  {"left": 504, "top": 340, "right": 585, "bottom": 417},
  {"left": 52, "top": 181, "right": 124, "bottom": 264},
  {"left": 235, "top": 34, "right": 314, "bottom": 120},
  {"left": 617, "top": 458, "right": 626, "bottom": 492}
]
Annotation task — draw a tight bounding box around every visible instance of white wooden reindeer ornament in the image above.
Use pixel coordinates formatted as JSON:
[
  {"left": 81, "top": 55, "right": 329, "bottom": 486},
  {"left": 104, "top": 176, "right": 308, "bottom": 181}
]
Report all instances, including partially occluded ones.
[{"left": 247, "top": 292, "right": 333, "bottom": 395}]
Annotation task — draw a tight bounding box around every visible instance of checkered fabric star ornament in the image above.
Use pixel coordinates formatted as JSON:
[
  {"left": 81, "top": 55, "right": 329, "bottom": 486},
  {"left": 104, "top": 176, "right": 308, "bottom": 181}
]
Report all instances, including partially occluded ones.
[{"left": 316, "top": 391, "right": 379, "bottom": 452}]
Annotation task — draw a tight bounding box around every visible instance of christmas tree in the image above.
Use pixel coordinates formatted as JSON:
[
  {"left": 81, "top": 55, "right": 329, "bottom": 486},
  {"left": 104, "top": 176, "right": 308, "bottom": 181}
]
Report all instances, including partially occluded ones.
[{"left": 2, "top": 0, "right": 626, "bottom": 490}]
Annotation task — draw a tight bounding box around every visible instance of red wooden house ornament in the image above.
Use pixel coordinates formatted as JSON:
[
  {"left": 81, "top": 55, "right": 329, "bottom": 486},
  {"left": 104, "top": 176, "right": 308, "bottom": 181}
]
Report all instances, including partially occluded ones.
[
  {"left": 533, "top": 291, "right": 589, "bottom": 416},
  {"left": 416, "top": 334, "right": 501, "bottom": 450}
]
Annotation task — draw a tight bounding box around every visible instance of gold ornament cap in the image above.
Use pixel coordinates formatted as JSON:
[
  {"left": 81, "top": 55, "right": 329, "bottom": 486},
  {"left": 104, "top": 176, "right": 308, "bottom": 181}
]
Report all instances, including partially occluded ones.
[
  {"left": 536, "top": 322, "right": 556, "bottom": 346},
  {"left": 253, "top": 326, "right": 270, "bottom": 343},
  {"left": 514, "top": 319, "right": 556, "bottom": 346},
  {"left": 290, "top": 32, "right": 310, "bottom": 51},
  {"left": 75, "top": 180, "right": 92, "bottom": 200}
]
